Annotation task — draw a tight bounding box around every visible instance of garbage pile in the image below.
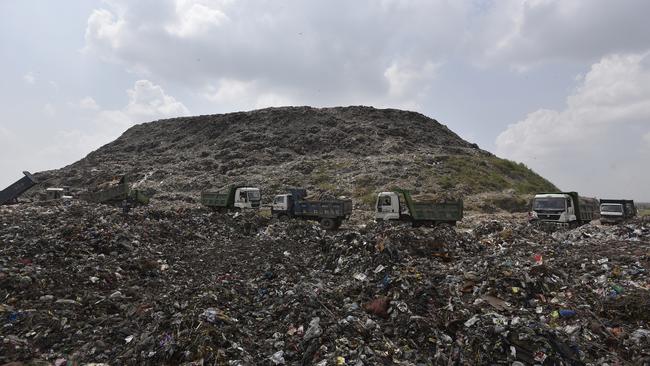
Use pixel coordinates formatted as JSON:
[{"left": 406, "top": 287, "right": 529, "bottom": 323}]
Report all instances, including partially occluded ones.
[{"left": 1, "top": 202, "right": 649, "bottom": 365}]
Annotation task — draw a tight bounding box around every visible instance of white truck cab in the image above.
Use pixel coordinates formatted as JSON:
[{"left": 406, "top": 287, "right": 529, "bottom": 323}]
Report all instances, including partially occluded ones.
[
  {"left": 600, "top": 203, "right": 623, "bottom": 215},
  {"left": 46, "top": 187, "right": 72, "bottom": 201},
  {"left": 272, "top": 194, "right": 292, "bottom": 213},
  {"left": 375, "top": 192, "right": 402, "bottom": 221},
  {"left": 530, "top": 193, "right": 576, "bottom": 224},
  {"left": 600, "top": 203, "right": 624, "bottom": 223},
  {"left": 234, "top": 187, "right": 261, "bottom": 209}
]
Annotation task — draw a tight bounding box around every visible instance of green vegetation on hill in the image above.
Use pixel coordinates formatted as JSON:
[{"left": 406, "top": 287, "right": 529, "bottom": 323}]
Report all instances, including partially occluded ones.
[
  {"left": 308, "top": 152, "right": 557, "bottom": 209},
  {"left": 437, "top": 155, "right": 557, "bottom": 194}
]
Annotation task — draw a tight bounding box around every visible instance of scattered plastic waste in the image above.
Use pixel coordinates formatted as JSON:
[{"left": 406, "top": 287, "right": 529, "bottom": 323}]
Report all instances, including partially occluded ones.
[{"left": 1, "top": 202, "right": 648, "bottom": 364}]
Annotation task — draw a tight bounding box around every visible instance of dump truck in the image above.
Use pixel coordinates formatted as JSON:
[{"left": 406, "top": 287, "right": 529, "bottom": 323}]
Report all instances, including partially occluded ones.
[
  {"left": 600, "top": 199, "right": 636, "bottom": 224},
  {"left": 201, "top": 185, "right": 261, "bottom": 211},
  {"left": 45, "top": 187, "right": 72, "bottom": 201},
  {"left": 0, "top": 171, "right": 38, "bottom": 205},
  {"left": 84, "top": 176, "right": 149, "bottom": 206},
  {"left": 529, "top": 192, "right": 599, "bottom": 227},
  {"left": 271, "top": 188, "right": 353, "bottom": 230},
  {"left": 375, "top": 189, "right": 463, "bottom": 227}
]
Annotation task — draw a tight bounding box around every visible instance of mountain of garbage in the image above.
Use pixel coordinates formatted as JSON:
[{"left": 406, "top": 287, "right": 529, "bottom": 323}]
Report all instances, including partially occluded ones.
[
  {"left": 3, "top": 107, "right": 649, "bottom": 365},
  {"left": 34, "top": 106, "right": 556, "bottom": 206}
]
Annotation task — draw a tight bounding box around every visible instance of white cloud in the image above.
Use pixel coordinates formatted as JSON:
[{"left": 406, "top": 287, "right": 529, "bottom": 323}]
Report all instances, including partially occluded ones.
[
  {"left": 87, "top": 80, "right": 189, "bottom": 142},
  {"left": 84, "top": 8, "right": 126, "bottom": 55},
  {"left": 165, "top": 0, "right": 229, "bottom": 37},
  {"left": 44, "top": 103, "right": 56, "bottom": 116},
  {"left": 23, "top": 72, "right": 36, "bottom": 84},
  {"left": 83, "top": 0, "right": 469, "bottom": 110},
  {"left": 82, "top": 0, "right": 650, "bottom": 83},
  {"left": 78, "top": 96, "right": 100, "bottom": 110},
  {"left": 0, "top": 80, "right": 188, "bottom": 186},
  {"left": 124, "top": 79, "right": 189, "bottom": 119},
  {"left": 384, "top": 60, "right": 440, "bottom": 97},
  {"left": 254, "top": 93, "right": 292, "bottom": 109},
  {"left": 79, "top": 0, "right": 650, "bottom": 118},
  {"left": 92, "top": 110, "right": 133, "bottom": 136},
  {"left": 0, "top": 124, "right": 119, "bottom": 185},
  {"left": 496, "top": 51, "right": 650, "bottom": 200},
  {"left": 472, "top": 0, "right": 650, "bottom": 69},
  {"left": 643, "top": 131, "right": 650, "bottom": 147},
  {"left": 0, "top": 126, "right": 14, "bottom": 140},
  {"left": 202, "top": 78, "right": 293, "bottom": 109},
  {"left": 203, "top": 78, "right": 255, "bottom": 104}
]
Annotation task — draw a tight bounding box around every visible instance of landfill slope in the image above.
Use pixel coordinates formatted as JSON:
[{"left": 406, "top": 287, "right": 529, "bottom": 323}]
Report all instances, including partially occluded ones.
[
  {"left": 34, "top": 106, "right": 556, "bottom": 204},
  {"left": 2, "top": 202, "right": 650, "bottom": 364}
]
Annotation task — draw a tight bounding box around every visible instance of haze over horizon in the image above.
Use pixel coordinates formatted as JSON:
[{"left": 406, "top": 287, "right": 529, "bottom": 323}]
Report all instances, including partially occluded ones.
[{"left": 2, "top": 1, "right": 649, "bottom": 200}]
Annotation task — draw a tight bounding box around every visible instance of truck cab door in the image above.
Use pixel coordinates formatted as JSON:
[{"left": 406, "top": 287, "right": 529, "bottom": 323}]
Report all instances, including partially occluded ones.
[
  {"left": 375, "top": 193, "right": 399, "bottom": 220},
  {"left": 234, "top": 189, "right": 248, "bottom": 209},
  {"left": 287, "top": 195, "right": 294, "bottom": 214},
  {"left": 565, "top": 198, "right": 577, "bottom": 222},
  {"left": 272, "top": 195, "right": 286, "bottom": 213}
]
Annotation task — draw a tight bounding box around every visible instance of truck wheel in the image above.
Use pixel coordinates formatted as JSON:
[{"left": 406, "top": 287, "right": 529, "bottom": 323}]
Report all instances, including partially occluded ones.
[{"left": 320, "top": 218, "right": 336, "bottom": 230}]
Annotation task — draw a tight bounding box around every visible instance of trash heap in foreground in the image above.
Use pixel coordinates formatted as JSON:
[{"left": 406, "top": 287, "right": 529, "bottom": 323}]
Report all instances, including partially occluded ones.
[{"left": 1, "top": 202, "right": 649, "bottom": 365}]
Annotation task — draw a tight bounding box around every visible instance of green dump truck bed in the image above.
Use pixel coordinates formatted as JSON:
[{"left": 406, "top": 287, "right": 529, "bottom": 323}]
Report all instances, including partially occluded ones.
[
  {"left": 398, "top": 189, "right": 463, "bottom": 225},
  {"left": 200, "top": 190, "right": 232, "bottom": 208},
  {"left": 87, "top": 183, "right": 128, "bottom": 203},
  {"left": 85, "top": 177, "right": 149, "bottom": 205},
  {"left": 409, "top": 201, "right": 464, "bottom": 222},
  {"left": 293, "top": 199, "right": 353, "bottom": 219}
]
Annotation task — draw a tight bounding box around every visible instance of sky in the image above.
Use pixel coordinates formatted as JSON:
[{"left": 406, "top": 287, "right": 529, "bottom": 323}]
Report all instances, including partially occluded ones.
[{"left": 1, "top": 0, "right": 649, "bottom": 201}]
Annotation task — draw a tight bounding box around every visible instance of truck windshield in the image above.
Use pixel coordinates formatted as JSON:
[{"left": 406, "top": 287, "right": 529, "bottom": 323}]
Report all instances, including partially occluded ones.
[
  {"left": 533, "top": 197, "right": 566, "bottom": 210},
  {"left": 601, "top": 204, "right": 623, "bottom": 213},
  {"left": 247, "top": 191, "right": 260, "bottom": 200},
  {"left": 378, "top": 195, "right": 391, "bottom": 207}
]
